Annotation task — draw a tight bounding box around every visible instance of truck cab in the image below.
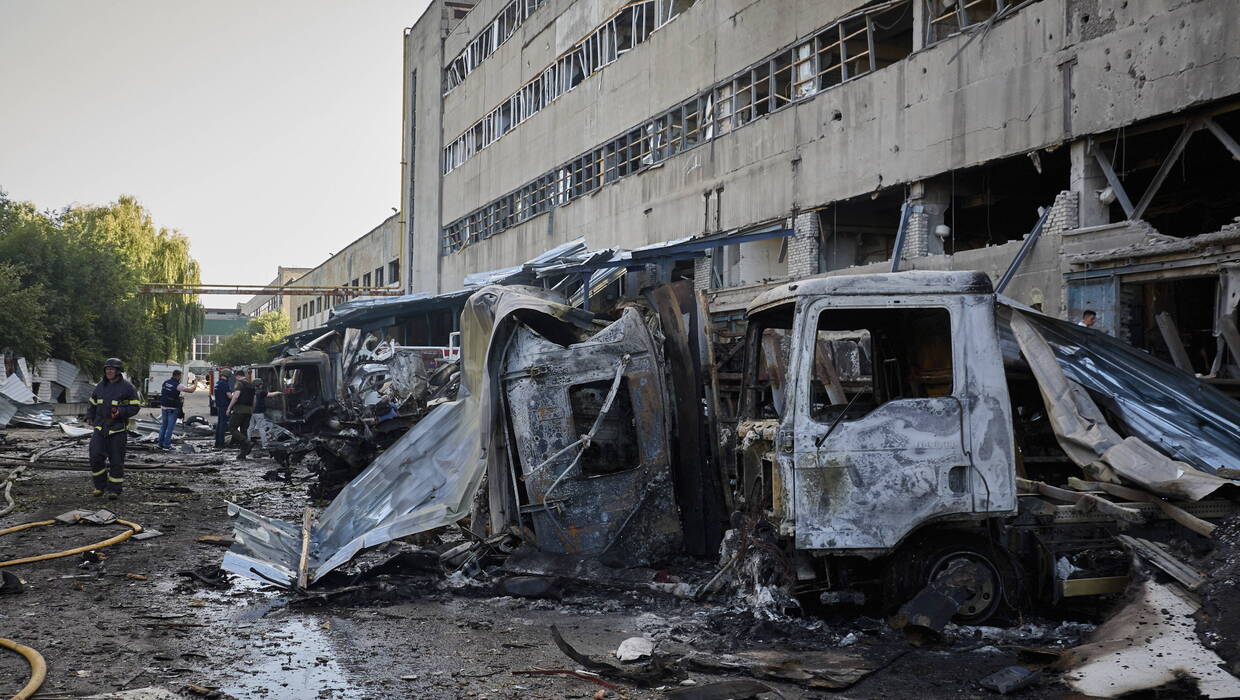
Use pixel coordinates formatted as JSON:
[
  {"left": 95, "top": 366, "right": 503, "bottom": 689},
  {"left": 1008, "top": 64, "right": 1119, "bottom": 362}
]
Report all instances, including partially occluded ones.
[{"left": 739, "top": 271, "right": 1017, "bottom": 554}]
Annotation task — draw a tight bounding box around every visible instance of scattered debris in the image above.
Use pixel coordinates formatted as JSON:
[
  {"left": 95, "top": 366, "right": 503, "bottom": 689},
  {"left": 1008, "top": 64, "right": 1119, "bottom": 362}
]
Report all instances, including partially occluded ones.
[
  {"left": 0, "top": 570, "right": 24, "bottom": 594},
  {"left": 551, "top": 624, "right": 685, "bottom": 686},
  {"left": 615, "top": 636, "right": 655, "bottom": 662},
  {"left": 978, "top": 666, "right": 1040, "bottom": 694},
  {"left": 1196, "top": 514, "right": 1240, "bottom": 675},
  {"left": 664, "top": 679, "right": 775, "bottom": 700},
  {"left": 1059, "top": 580, "right": 1240, "bottom": 697},
  {"left": 683, "top": 647, "right": 904, "bottom": 690}
]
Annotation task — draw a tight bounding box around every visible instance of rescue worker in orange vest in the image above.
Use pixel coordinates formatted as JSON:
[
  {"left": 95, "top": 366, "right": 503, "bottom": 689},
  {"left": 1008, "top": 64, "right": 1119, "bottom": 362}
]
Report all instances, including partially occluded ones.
[{"left": 84, "top": 357, "right": 142, "bottom": 499}]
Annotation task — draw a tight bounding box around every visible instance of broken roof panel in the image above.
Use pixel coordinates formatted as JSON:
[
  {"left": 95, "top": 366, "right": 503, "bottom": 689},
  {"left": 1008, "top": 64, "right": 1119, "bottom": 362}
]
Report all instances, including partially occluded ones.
[
  {"left": 999, "top": 303, "right": 1240, "bottom": 475},
  {"left": 0, "top": 374, "right": 37, "bottom": 404}
]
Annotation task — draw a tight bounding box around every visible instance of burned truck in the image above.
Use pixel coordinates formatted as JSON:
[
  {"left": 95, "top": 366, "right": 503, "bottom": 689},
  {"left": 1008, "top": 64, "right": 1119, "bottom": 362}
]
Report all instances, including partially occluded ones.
[
  {"left": 732, "top": 271, "right": 1239, "bottom": 622},
  {"left": 252, "top": 331, "right": 459, "bottom": 496}
]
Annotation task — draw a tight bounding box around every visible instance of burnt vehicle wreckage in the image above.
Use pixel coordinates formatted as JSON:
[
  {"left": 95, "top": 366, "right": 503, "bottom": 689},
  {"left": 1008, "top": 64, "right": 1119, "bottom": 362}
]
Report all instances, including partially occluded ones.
[{"left": 226, "top": 238, "right": 1240, "bottom": 691}]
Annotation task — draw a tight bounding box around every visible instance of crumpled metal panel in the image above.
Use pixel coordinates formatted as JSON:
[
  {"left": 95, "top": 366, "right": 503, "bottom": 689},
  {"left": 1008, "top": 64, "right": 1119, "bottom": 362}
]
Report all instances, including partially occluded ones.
[
  {"left": 1009, "top": 310, "right": 1236, "bottom": 501},
  {"left": 222, "top": 285, "right": 594, "bottom": 586},
  {"left": 502, "top": 307, "right": 682, "bottom": 566},
  {"left": 998, "top": 303, "right": 1240, "bottom": 475}
]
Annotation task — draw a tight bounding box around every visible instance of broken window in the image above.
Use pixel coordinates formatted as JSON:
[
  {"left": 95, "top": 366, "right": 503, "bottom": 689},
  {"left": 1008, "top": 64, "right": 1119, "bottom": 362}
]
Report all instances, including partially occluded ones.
[
  {"left": 442, "top": 0, "right": 701, "bottom": 175},
  {"left": 924, "top": 0, "right": 1006, "bottom": 46},
  {"left": 740, "top": 303, "right": 795, "bottom": 420},
  {"left": 569, "top": 378, "right": 640, "bottom": 475},
  {"left": 444, "top": 0, "right": 550, "bottom": 94},
  {"left": 440, "top": 2, "right": 915, "bottom": 250},
  {"left": 809, "top": 307, "right": 953, "bottom": 422}
]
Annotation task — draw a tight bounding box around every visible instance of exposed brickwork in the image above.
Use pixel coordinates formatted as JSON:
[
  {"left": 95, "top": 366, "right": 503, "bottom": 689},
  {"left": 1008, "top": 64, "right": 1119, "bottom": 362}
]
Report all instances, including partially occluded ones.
[
  {"left": 693, "top": 254, "right": 712, "bottom": 291},
  {"left": 787, "top": 212, "right": 820, "bottom": 280},
  {"left": 1044, "top": 190, "right": 1080, "bottom": 235}
]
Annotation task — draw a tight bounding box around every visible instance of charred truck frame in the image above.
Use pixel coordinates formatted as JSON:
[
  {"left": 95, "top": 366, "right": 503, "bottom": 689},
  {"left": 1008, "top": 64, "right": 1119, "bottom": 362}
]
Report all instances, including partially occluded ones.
[{"left": 733, "top": 271, "right": 1237, "bottom": 622}]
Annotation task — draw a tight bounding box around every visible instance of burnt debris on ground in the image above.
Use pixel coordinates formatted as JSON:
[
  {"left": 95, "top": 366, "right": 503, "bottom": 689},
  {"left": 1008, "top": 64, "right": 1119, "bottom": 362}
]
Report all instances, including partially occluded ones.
[{"left": 3, "top": 268, "right": 1240, "bottom": 698}]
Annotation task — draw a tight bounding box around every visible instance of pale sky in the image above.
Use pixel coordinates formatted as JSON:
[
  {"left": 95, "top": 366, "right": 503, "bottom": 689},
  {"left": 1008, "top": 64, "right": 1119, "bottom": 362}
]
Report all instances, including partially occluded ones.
[{"left": 0, "top": 0, "right": 430, "bottom": 308}]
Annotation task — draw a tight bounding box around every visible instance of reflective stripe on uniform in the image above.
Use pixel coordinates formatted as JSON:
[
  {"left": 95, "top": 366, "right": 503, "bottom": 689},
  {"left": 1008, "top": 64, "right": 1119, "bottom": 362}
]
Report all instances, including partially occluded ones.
[
  {"left": 88, "top": 397, "right": 102, "bottom": 405},
  {"left": 107, "top": 476, "right": 124, "bottom": 483},
  {"left": 121, "top": 399, "right": 142, "bottom": 405},
  {"left": 91, "top": 468, "right": 107, "bottom": 476},
  {"left": 108, "top": 427, "right": 126, "bottom": 434}
]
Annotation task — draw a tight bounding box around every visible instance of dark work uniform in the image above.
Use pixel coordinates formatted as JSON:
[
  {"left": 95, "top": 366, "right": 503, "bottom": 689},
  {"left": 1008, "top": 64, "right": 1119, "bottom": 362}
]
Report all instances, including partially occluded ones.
[
  {"left": 85, "top": 376, "right": 142, "bottom": 494},
  {"left": 228, "top": 379, "right": 255, "bottom": 458},
  {"left": 214, "top": 376, "right": 232, "bottom": 447}
]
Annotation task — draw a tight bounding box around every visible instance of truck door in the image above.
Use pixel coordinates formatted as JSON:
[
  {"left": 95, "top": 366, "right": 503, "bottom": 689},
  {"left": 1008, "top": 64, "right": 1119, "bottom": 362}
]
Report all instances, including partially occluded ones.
[{"left": 789, "top": 298, "right": 992, "bottom": 551}]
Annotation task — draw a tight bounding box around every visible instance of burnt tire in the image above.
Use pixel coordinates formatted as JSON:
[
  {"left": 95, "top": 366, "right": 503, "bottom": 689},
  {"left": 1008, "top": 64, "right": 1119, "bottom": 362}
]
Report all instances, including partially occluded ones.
[{"left": 883, "top": 534, "right": 1017, "bottom": 625}]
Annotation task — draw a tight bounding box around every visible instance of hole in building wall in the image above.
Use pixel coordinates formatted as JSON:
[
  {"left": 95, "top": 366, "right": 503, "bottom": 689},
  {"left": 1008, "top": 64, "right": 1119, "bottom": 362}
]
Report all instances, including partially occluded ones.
[
  {"left": 1121, "top": 276, "right": 1221, "bottom": 374},
  {"left": 942, "top": 147, "right": 1071, "bottom": 252},
  {"left": 816, "top": 187, "right": 916, "bottom": 272},
  {"left": 1099, "top": 110, "right": 1240, "bottom": 237}
]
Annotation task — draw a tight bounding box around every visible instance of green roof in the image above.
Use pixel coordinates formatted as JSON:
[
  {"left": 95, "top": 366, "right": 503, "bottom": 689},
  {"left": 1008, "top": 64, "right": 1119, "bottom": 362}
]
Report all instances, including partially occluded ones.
[{"left": 201, "top": 318, "right": 249, "bottom": 336}]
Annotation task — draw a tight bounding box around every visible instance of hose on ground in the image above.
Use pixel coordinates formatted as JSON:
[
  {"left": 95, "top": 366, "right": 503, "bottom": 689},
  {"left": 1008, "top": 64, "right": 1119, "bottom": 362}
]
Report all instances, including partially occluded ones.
[
  {"left": 0, "top": 465, "right": 27, "bottom": 518},
  {"left": 0, "top": 637, "right": 47, "bottom": 700},
  {"left": 0, "top": 518, "right": 143, "bottom": 568}
]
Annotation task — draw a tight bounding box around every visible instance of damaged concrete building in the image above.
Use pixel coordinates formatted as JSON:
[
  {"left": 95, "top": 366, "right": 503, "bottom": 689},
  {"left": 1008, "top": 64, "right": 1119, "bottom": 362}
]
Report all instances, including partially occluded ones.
[{"left": 401, "top": 0, "right": 1240, "bottom": 384}]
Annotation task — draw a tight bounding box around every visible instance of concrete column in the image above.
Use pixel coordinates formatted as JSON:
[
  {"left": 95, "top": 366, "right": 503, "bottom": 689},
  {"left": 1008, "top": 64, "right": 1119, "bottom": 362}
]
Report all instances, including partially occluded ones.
[
  {"left": 912, "top": 0, "right": 927, "bottom": 51},
  {"left": 1070, "top": 139, "right": 1109, "bottom": 228},
  {"left": 787, "top": 212, "right": 821, "bottom": 280},
  {"left": 904, "top": 180, "right": 950, "bottom": 258}
]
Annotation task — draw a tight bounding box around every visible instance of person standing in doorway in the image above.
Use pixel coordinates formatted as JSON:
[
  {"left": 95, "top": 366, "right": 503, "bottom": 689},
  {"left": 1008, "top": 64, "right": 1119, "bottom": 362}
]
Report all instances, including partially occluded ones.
[
  {"left": 214, "top": 369, "right": 232, "bottom": 448},
  {"left": 226, "top": 371, "right": 255, "bottom": 460},
  {"left": 85, "top": 358, "right": 142, "bottom": 499},
  {"left": 158, "top": 369, "right": 197, "bottom": 449},
  {"left": 1078, "top": 309, "right": 1098, "bottom": 328}
]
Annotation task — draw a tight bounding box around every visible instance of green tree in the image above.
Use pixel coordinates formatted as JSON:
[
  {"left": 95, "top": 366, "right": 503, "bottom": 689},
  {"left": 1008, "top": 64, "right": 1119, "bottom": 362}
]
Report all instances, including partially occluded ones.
[
  {"left": 0, "top": 191, "right": 205, "bottom": 385},
  {"left": 0, "top": 262, "right": 49, "bottom": 360},
  {"left": 207, "top": 312, "right": 292, "bottom": 366}
]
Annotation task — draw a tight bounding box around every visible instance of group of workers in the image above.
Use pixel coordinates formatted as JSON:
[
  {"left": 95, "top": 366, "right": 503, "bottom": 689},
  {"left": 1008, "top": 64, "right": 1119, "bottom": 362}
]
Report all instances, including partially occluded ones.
[
  {"left": 83, "top": 359, "right": 277, "bottom": 499},
  {"left": 212, "top": 368, "right": 269, "bottom": 460}
]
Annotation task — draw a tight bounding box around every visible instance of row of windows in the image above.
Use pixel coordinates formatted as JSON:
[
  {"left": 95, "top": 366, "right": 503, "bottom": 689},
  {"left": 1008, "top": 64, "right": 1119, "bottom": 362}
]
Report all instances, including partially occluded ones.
[
  {"left": 444, "top": 0, "right": 550, "bottom": 94},
  {"left": 443, "top": 0, "right": 913, "bottom": 254},
  {"left": 443, "top": 0, "right": 696, "bottom": 175},
  {"left": 294, "top": 260, "right": 401, "bottom": 324},
  {"left": 192, "top": 335, "right": 224, "bottom": 362}
]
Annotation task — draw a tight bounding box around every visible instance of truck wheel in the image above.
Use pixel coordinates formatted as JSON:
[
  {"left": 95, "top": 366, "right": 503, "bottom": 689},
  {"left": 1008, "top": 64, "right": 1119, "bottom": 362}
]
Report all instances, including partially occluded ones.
[{"left": 885, "top": 536, "right": 1015, "bottom": 625}]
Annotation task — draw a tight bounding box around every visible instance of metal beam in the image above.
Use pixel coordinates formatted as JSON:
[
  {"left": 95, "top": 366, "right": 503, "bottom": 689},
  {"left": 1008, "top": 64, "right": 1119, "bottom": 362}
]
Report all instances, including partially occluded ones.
[
  {"left": 138, "top": 284, "right": 401, "bottom": 296},
  {"left": 995, "top": 205, "right": 1052, "bottom": 294},
  {"left": 1131, "top": 120, "right": 1201, "bottom": 220},
  {"left": 889, "top": 201, "right": 913, "bottom": 273},
  {"left": 1065, "top": 255, "right": 1240, "bottom": 281},
  {"left": 1089, "top": 138, "right": 1135, "bottom": 219},
  {"left": 1204, "top": 117, "right": 1240, "bottom": 162}
]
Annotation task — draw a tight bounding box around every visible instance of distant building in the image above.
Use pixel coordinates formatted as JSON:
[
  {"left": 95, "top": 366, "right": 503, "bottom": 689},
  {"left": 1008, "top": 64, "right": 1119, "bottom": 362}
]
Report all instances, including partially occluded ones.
[
  {"left": 193, "top": 308, "right": 249, "bottom": 363},
  {"left": 288, "top": 213, "right": 404, "bottom": 332},
  {"left": 240, "top": 266, "right": 312, "bottom": 321}
]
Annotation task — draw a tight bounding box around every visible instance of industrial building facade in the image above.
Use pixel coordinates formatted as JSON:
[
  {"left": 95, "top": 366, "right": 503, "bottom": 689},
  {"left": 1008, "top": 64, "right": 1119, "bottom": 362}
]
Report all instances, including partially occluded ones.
[{"left": 400, "top": 0, "right": 1240, "bottom": 375}]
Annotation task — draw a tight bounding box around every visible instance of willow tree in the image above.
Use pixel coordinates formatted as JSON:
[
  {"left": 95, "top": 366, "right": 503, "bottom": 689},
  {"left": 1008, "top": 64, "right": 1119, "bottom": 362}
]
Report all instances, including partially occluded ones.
[{"left": 0, "top": 192, "right": 204, "bottom": 383}]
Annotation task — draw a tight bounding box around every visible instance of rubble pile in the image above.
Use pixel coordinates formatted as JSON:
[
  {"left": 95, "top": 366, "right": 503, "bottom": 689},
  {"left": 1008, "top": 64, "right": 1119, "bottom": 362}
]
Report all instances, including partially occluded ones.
[{"left": 1196, "top": 514, "right": 1240, "bottom": 674}]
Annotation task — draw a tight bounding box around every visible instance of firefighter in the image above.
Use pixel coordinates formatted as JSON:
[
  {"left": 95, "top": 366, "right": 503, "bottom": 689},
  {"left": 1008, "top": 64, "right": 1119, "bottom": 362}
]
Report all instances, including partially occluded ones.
[{"left": 85, "top": 357, "right": 142, "bottom": 499}]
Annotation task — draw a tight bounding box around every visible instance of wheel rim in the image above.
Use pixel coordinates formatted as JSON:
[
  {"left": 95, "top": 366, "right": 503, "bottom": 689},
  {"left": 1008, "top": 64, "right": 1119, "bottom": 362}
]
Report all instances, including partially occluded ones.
[{"left": 928, "top": 550, "right": 1001, "bottom": 623}]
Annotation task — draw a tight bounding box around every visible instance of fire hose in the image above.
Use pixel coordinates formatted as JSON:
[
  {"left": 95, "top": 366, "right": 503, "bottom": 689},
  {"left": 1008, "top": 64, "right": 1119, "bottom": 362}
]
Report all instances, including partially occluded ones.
[
  {"left": 0, "top": 518, "right": 143, "bottom": 568},
  {"left": 0, "top": 637, "right": 46, "bottom": 700}
]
